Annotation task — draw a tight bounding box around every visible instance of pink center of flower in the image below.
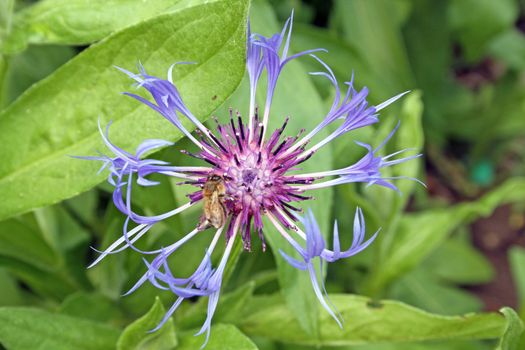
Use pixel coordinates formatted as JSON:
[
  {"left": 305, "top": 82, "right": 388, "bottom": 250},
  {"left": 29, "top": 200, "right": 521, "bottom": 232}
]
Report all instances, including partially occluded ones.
[{"left": 224, "top": 144, "right": 277, "bottom": 212}]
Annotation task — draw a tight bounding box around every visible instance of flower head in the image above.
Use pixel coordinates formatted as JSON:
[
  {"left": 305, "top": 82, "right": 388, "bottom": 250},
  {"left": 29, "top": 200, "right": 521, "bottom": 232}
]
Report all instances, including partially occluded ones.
[{"left": 79, "top": 12, "right": 422, "bottom": 347}]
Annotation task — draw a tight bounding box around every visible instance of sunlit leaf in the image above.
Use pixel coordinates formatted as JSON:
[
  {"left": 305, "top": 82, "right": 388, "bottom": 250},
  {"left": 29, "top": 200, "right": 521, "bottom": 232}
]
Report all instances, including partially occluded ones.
[
  {"left": 496, "top": 307, "right": 524, "bottom": 350},
  {"left": 117, "top": 298, "right": 177, "bottom": 350},
  {"left": 241, "top": 294, "right": 506, "bottom": 346},
  {"left": 0, "top": 307, "right": 119, "bottom": 350},
  {"left": 178, "top": 324, "right": 258, "bottom": 350},
  {"left": 0, "top": 0, "right": 249, "bottom": 221},
  {"left": 0, "top": 0, "right": 219, "bottom": 54}
]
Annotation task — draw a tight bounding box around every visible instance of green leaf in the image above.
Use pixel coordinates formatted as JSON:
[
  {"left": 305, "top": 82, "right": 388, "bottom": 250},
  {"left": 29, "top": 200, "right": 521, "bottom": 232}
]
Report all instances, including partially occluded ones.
[
  {"left": 59, "top": 292, "right": 123, "bottom": 323},
  {"left": 488, "top": 29, "right": 525, "bottom": 71},
  {"left": 0, "top": 216, "right": 61, "bottom": 271},
  {"left": 365, "top": 177, "right": 525, "bottom": 295},
  {"left": 448, "top": 0, "right": 518, "bottom": 61},
  {"left": 497, "top": 307, "right": 524, "bottom": 350},
  {"left": 240, "top": 294, "right": 506, "bottom": 346},
  {"left": 177, "top": 324, "right": 258, "bottom": 350},
  {"left": 346, "top": 340, "right": 491, "bottom": 350},
  {"left": 331, "top": 0, "right": 414, "bottom": 99},
  {"left": 403, "top": 0, "right": 476, "bottom": 144},
  {"left": 0, "top": 307, "right": 119, "bottom": 350},
  {"left": 0, "top": 0, "right": 219, "bottom": 54},
  {"left": 426, "top": 234, "right": 494, "bottom": 285},
  {"left": 509, "top": 246, "right": 525, "bottom": 307},
  {"left": 0, "top": 268, "right": 23, "bottom": 306},
  {"left": 1, "top": 45, "right": 75, "bottom": 105},
  {"left": 392, "top": 91, "right": 424, "bottom": 200},
  {"left": 289, "top": 23, "right": 370, "bottom": 97},
  {"left": 117, "top": 298, "right": 177, "bottom": 350},
  {"left": 0, "top": 0, "right": 14, "bottom": 42},
  {"left": 0, "top": 0, "right": 249, "bottom": 221},
  {"left": 389, "top": 268, "right": 483, "bottom": 316},
  {"left": 0, "top": 213, "right": 84, "bottom": 298}
]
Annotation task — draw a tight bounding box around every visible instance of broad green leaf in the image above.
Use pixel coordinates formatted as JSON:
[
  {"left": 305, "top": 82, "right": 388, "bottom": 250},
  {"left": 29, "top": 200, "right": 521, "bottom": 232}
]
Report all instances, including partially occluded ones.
[
  {"left": 0, "top": 307, "right": 119, "bottom": 350},
  {"left": 0, "top": 216, "right": 60, "bottom": 271},
  {"left": 389, "top": 268, "right": 483, "bottom": 316},
  {"left": 240, "top": 294, "right": 506, "bottom": 346},
  {"left": 0, "top": 213, "right": 84, "bottom": 299},
  {"left": 0, "top": 0, "right": 14, "bottom": 107},
  {"left": 0, "top": 0, "right": 249, "bottom": 221},
  {"left": 441, "top": 76, "right": 525, "bottom": 153},
  {"left": 392, "top": 91, "right": 424, "bottom": 201},
  {"left": 365, "top": 177, "right": 525, "bottom": 296},
  {"left": 425, "top": 234, "right": 494, "bottom": 285},
  {"left": 64, "top": 189, "right": 98, "bottom": 230},
  {"left": 247, "top": 0, "right": 334, "bottom": 336},
  {"left": 117, "top": 298, "right": 177, "bottom": 350},
  {"left": 331, "top": 0, "right": 414, "bottom": 99},
  {"left": 448, "top": 0, "right": 518, "bottom": 61},
  {"left": 0, "top": 0, "right": 14, "bottom": 42},
  {"left": 177, "top": 324, "right": 258, "bottom": 350},
  {"left": 290, "top": 23, "right": 371, "bottom": 97},
  {"left": 403, "top": 0, "right": 473, "bottom": 145},
  {"left": 497, "top": 307, "right": 524, "bottom": 350},
  {"left": 2, "top": 45, "right": 75, "bottom": 105},
  {"left": 59, "top": 292, "right": 123, "bottom": 323},
  {"left": 338, "top": 340, "right": 491, "bottom": 350},
  {"left": 488, "top": 29, "right": 525, "bottom": 71},
  {"left": 0, "top": 0, "right": 220, "bottom": 54},
  {"left": 34, "top": 204, "right": 93, "bottom": 290},
  {"left": 0, "top": 268, "right": 23, "bottom": 306},
  {"left": 509, "top": 246, "right": 525, "bottom": 307},
  {"left": 0, "top": 54, "right": 8, "bottom": 107}
]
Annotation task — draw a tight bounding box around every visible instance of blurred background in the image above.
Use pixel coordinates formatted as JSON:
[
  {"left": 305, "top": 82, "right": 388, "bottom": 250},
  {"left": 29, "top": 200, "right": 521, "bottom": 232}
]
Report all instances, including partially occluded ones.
[{"left": 0, "top": 0, "right": 525, "bottom": 349}]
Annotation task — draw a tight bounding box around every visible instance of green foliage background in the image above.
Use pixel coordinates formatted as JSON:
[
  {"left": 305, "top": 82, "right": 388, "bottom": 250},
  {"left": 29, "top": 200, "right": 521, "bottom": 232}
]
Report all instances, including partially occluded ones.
[{"left": 0, "top": 0, "right": 524, "bottom": 349}]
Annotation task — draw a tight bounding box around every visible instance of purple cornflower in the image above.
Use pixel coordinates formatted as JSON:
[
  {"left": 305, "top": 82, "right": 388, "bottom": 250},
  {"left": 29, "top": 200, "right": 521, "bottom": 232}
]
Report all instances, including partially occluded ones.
[{"left": 81, "top": 12, "right": 421, "bottom": 347}]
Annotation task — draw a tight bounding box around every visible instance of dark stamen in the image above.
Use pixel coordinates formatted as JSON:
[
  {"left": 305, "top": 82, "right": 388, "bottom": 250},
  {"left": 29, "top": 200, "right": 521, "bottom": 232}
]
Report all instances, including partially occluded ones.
[
  {"left": 229, "top": 109, "right": 237, "bottom": 134},
  {"left": 288, "top": 192, "right": 313, "bottom": 201},
  {"left": 180, "top": 150, "right": 202, "bottom": 160},
  {"left": 297, "top": 151, "right": 314, "bottom": 164},
  {"left": 281, "top": 207, "right": 296, "bottom": 222},
  {"left": 237, "top": 112, "right": 245, "bottom": 140},
  {"left": 276, "top": 117, "right": 290, "bottom": 138},
  {"left": 235, "top": 132, "right": 243, "bottom": 152},
  {"left": 176, "top": 180, "right": 200, "bottom": 186},
  {"left": 281, "top": 201, "right": 303, "bottom": 212},
  {"left": 208, "top": 132, "right": 228, "bottom": 154},
  {"left": 203, "top": 158, "right": 218, "bottom": 166},
  {"left": 272, "top": 139, "right": 287, "bottom": 156},
  {"left": 284, "top": 178, "right": 314, "bottom": 184},
  {"left": 257, "top": 125, "right": 264, "bottom": 146},
  {"left": 257, "top": 152, "right": 262, "bottom": 164},
  {"left": 234, "top": 154, "right": 241, "bottom": 166},
  {"left": 254, "top": 106, "right": 259, "bottom": 123}
]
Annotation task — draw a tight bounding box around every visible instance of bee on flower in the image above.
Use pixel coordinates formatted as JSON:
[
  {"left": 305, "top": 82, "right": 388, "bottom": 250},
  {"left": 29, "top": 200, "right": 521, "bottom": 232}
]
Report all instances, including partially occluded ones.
[{"left": 79, "top": 12, "right": 422, "bottom": 347}]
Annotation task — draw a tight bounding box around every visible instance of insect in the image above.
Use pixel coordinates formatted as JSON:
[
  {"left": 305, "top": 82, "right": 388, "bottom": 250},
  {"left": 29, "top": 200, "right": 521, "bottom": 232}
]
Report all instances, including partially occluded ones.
[{"left": 197, "top": 174, "right": 228, "bottom": 231}]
